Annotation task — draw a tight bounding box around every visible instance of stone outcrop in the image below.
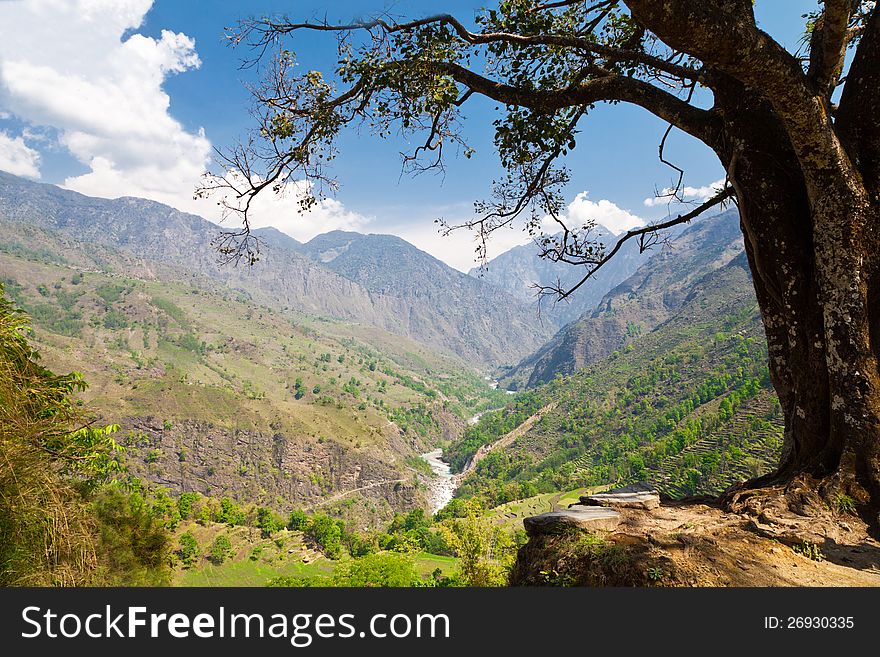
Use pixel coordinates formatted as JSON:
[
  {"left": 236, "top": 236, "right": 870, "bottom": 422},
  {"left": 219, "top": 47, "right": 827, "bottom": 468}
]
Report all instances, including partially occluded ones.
[
  {"left": 580, "top": 490, "right": 661, "bottom": 510},
  {"left": 523, "top": 505, "right": 621, "bottom": 536}
]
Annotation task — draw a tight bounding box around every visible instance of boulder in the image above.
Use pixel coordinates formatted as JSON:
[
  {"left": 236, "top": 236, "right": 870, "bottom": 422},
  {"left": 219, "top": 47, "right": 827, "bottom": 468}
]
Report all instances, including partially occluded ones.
[
  {"left": 580, "top": 490, "right": 661, "bottom": 510},
  {"left": 523, "top": 505, "right": 620, "bottom": 536}
]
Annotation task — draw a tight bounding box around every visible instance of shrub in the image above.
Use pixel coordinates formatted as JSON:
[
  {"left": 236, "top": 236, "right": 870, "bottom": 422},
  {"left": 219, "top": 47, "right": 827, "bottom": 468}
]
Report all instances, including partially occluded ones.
[
  {"left": 287, "top": 509, "right": 309, "bottom": 531},
  {"left": 333, "top": 552, "right": 423, "bottom": 587},
  {"left": 178, "top": 532, "right": 199, "bottom": 568},
  {"left": 209, "top": 534, "right": 234, "bottom": 565},
  {"left": 308, "top": 514, "right": 342, "bottom": 559},
  {"left": 256, "top": 507, "right": 284, "bottom": 538}
]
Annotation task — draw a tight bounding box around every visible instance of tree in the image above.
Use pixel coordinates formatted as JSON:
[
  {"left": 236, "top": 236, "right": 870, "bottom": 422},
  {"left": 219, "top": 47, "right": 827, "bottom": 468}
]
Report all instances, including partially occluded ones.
[
  {"left": 209, "top": 534, "right": 234, "bottom": 565},
  {"left": 333, "top": 552, "right": 423, "bottom": 587},
  {"left": 287, "top": 508, "right": 309, "bottom": 531},
  {"left": 0, "top": 283, "right": 126, "bottom": 585},
  {"left": 307, "top": 514, "right": 343, "bottom": 558},
  {"left": 204, "top": 2, "right": 880, "bottom": 513},
  {"left": 177, "top": 531, "right": 200, "bottom": 568},
  {"left": 438, "top": 499, "right": 515, "bottom": 586},
  {"left": 256, "top": 507, "right": 283, "bottom": 538}
]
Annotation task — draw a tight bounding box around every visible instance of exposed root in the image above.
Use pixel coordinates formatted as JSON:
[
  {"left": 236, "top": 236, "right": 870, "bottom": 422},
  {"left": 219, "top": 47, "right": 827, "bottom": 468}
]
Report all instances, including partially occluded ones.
[{"left": 721, "top": 472, "right": 877, "bottom": 544}]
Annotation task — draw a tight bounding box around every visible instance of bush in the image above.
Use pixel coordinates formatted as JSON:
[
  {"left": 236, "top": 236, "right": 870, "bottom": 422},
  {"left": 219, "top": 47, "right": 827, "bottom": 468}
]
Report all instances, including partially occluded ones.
[
  {"left": 178, "top": 532, "right": 199, "bottom": 568},
  {"left": 308, "top": 514, "right": 342, "bottom": 559},
  {"left": 177, "top": 492, "right": 199, "bottom": 520},
  {"left": 287, "top": 509, "right": 309, "bottom": 531},
  {"left": 333, "top": 552, "right": 423, "bottom": 587},
  {"left": 209, "top": 534, "right": 234, "bottom": 565},
  {"left": 91, "top": 488, "right": 171, "bottom": 585},
  {"left": 213, "top": 497, "right": 247, "bottom": 526},
  {"left": 256, "top": 507, "right": 284, "bottom": 538},
  {"left": 0, "top": 283, "right": 131, "bottom": 585}
]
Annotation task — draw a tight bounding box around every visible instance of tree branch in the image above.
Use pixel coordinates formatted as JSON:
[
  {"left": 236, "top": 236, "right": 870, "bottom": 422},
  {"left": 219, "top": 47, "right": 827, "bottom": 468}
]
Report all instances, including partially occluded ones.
[
  {"left": 537, "top": 185, "right": 734, "bottom": 301},
  {"left": 624, "top": 0, "right": 864, "bottom": 206},
  {"left": 425, "top": 61, "right": 718, "bottom": 145},
  {"left": 244, "top": 13, "right": 704, "bottom": 83},
  {"left": 808, "top": 0, "right": 855, "bottom": 95}
]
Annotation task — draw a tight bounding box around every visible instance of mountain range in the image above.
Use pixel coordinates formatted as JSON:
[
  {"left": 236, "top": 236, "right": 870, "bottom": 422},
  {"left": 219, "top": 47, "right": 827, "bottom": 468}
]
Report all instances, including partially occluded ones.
[
  {"left": 0, "top": 172, "right": 560, "bottom": 367},
  {"left": 0, "top": 170, "right": 779, "bottom": 519},
  {"left": 499, "top": 209, "right": 746, "bottom": 388},
  {"left": 469, "top": 225, "right": 650, "bottom": 326}
]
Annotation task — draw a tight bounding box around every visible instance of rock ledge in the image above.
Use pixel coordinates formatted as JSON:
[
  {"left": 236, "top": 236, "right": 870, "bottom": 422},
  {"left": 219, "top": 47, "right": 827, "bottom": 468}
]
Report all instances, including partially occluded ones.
[
  {"left": 580, "top": 490, "right": 661, "bottom": 510},
  {"left": 523, "top": 505, "right": 621, "bottom": 536}
]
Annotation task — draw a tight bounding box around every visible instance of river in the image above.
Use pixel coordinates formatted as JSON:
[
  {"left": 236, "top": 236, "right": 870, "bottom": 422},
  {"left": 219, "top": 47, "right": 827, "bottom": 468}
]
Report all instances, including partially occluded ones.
[
  {"left": 423, "top": 395, "right": 510, "bottom": 513},
  {"left": 421, "top": 448, "right": 458, "bottom": 514}
]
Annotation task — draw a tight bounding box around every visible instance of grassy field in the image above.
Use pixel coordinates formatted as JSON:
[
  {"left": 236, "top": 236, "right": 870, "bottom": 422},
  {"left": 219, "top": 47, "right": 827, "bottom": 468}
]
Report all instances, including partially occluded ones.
[{"left": 177, "top": 557, "right": 334, "bottom": 587}]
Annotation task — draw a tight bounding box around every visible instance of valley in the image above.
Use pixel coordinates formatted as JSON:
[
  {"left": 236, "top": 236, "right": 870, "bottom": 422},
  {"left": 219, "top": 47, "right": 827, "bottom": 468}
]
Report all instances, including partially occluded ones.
[{"left": 0, "top": 171, "right": 796, "bottom": 587}]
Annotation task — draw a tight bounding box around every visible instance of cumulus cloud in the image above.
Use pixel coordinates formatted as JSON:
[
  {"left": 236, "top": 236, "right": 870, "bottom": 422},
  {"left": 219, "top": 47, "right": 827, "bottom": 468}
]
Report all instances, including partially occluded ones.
[
  {"left": 239, "top": 180, "right": 373, "bottom": 243},
  {"left": 643, "top": 178, "right": 726, "bottom": 207},
  {"left": 556, "top": 192, "right": 646, "bottom": 235},
  {"left": 393, "top": 221, "right": 532, "bottom": 272},
  {"left": 0, "top": 130, "right": 40, "bottom": 178},
  {"left": 0, "top": 0, "right": 211, "bottom": 212}
]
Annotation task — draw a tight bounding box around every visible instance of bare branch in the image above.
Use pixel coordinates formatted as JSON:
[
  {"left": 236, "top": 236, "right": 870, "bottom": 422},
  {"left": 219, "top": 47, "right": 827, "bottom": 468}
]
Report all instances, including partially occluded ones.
[
  {"left": 239, "top": 13, "right": 704, "bottom": 83},
  {"left": 535, "top": 185, "right": 735, "bottom": 302}
]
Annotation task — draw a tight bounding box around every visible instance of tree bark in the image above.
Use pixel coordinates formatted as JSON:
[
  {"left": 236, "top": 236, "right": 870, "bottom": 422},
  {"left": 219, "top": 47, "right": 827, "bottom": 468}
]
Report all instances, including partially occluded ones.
[{"left": 709, "top": 76, "right": 880, "bottom": 513}]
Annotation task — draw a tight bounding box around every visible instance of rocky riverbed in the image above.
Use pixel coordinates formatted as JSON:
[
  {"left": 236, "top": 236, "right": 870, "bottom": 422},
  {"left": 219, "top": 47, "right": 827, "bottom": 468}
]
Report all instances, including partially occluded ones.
[{"left": 421, "top": 448, "right": 458, "bottom": 514}]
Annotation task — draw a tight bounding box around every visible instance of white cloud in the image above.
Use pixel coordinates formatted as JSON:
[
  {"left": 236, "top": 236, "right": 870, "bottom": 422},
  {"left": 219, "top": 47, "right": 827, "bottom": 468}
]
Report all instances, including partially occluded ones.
[
  {"left": 643, "top": 178, "right": 726, "bottom": 207},
  {"left": 393, "top": 221, "right": 532, "bottom": 272},
  {"left": 382, "top": 192, "right": 646, "bottom": 271},
  {"left": 556, "top": 192, "right": 645, "bottom": 235},
  {"left": 239, "top": 180, "right": 372, "bottom": 242},
  {"left": 0, "top": 0, "right": 211, "bottom": 213},
  {"left": 0, "top": 130, "right": 40, "bottom": 178}
]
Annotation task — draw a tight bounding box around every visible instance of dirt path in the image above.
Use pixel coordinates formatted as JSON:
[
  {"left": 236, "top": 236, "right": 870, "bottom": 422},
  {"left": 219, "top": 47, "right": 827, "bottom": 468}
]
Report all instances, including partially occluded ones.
[
  {"left": 457, "top": 403, "right": 557, "bottom": 480},
  {"left": 307, "top": 478, "right": 407, "bottom": 509}
]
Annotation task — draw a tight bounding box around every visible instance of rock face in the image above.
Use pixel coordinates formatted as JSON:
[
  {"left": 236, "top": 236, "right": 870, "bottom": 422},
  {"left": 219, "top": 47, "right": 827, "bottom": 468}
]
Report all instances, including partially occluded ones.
[
  {"left": 121, "top": 417, "right": 422, "bottom": 511},
  {"left": 523, "top": 505, "right": 621, "bottom": 536},
  {"left": 581, "top": 491, "right": 661, "bottom": 510}
]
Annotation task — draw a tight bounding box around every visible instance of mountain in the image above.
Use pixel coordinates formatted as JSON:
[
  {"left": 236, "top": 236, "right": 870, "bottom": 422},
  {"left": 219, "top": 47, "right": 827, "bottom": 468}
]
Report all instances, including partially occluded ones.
[
  {"left": 252, "top": 226, "right": 304, "bottom": 252},
  {"left": 500, "top": 210, "right": 745, "bottom": 388},
  {"left": 295, "top": 230, "right": 553, "bottom": 365},
  {"left": 469, "top": 225, "right": 650, "bottom": 327},
  {"left": 0, "top": 222, "right": 511, "bottom": 522},
  {"left": 0, "top": 171, "right": 549, "bottom": 366},
  {"left": 447, "top": 236, "right": 782, "bottom": 505}
]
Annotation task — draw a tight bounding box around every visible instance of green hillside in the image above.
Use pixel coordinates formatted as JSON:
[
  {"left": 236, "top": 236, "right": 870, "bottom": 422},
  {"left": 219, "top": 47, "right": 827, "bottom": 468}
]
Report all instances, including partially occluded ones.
[
  {"left": 448, "top": 257, "right": 784, "bottom": 506},
  {"left": 0, "top": 242, "right": 503, "bottom": 525}
]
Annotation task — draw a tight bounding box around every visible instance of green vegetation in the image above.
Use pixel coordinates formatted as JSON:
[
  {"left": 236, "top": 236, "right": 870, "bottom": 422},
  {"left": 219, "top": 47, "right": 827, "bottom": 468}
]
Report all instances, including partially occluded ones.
[
  {"left": 792, "top": 541, "right": 825, "bottom": 562},
  {"left": 0, "top": 282, "right": 170, "bottom": 585},
  {"left": 445, "top": 391, "right": 545, "bottom": 471},
  {"left": 177, "top": 532, "right": 199, "bottom": 568},
  {"left": 331, "top": 552, "right": 423, "bottom": 587},
  {"left": 449, "top": 308, "right": 783, "bottom": 507},
  {"left": 209, "top": 534, "right": 234, "bottom": 565},
  {"left": 0, "top": 247, "right": 502, "bottom": 525}
]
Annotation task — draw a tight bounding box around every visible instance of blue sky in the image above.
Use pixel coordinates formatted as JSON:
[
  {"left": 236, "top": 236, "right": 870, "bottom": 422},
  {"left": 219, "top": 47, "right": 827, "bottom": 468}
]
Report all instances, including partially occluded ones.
[{"left": 0, "top": 0, "right": 818, "bottom": 270}]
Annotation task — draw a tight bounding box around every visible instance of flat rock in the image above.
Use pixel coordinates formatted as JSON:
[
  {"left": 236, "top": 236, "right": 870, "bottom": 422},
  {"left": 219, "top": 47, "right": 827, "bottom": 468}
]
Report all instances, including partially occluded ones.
[
  {"left": 580, "top": 490, "right": 661, "bottom": 510},
  {"left": 523, "top": 505, "right": 620, "bottom": 536}
]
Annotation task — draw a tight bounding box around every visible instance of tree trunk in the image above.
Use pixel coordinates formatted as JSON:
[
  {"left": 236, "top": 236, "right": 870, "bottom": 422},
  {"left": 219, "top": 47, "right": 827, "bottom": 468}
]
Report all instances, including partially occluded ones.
[{"left": 712, "top": 78, "right": 880, "bottom": 514}]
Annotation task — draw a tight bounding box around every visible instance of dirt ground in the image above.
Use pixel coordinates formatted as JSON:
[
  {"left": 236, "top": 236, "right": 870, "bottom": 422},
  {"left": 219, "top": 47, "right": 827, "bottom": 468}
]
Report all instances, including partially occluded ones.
[
  {"left": 616, "top": 501, "right": 880, "bottom": 586},
  {"left": 512, "top": 499, "right": 880, "bottom": 586}
]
